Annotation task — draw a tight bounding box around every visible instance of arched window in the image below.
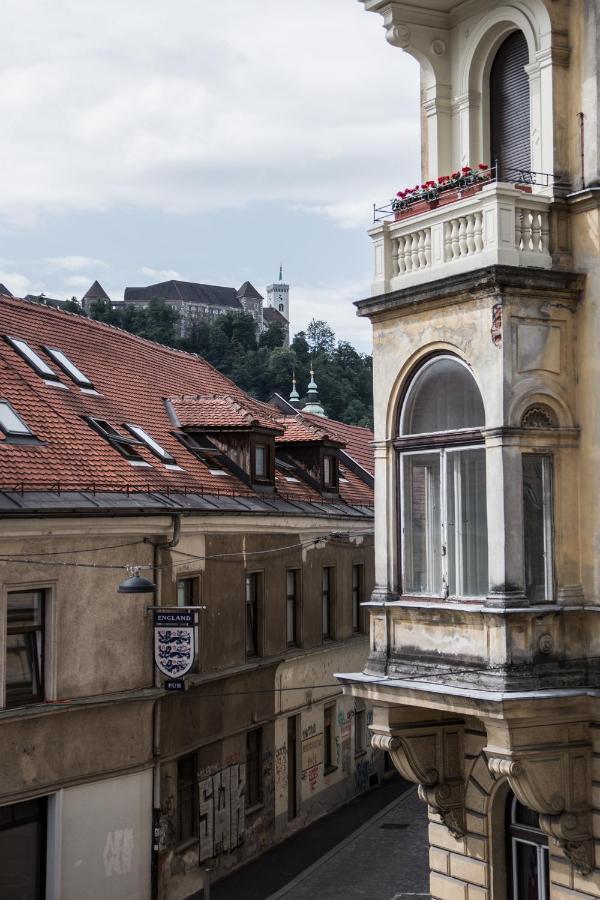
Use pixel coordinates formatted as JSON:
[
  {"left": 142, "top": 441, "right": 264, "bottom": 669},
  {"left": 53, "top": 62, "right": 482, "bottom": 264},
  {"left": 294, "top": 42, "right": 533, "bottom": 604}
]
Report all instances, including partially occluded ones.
[
  {"left": 507, "top": 792, "right": 549, "bottom": 899},
  {"left": 490, "top": 31, "right": 531, "bottom": 179},
  {"left": 398, "top": 356, "right": 487, "bottom": 598}
]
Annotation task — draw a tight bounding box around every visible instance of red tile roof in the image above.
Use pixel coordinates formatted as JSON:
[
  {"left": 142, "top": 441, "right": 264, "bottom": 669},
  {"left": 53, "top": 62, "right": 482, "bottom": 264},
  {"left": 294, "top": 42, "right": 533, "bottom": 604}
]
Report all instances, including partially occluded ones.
[
  {"left": 0, "top": 296, "right": 373, "bottom": 509},
  {"left": 170, "top": 395, "right": 283, "bottom": 433}
]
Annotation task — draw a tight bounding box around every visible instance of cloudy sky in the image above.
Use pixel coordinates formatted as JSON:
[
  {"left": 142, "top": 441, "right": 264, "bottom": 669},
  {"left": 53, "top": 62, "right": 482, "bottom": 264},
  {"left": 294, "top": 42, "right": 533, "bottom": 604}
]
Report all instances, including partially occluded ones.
[{"left": 0, "top": 0, "right": 420, "bottom": 350}]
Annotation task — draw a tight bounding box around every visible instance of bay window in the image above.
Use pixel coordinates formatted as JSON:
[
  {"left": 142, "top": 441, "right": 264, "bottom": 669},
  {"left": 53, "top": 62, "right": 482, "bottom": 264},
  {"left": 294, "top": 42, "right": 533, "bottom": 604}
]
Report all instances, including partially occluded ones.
[{"left": 398, "top": 356, "right": 487, "bottom": 600}]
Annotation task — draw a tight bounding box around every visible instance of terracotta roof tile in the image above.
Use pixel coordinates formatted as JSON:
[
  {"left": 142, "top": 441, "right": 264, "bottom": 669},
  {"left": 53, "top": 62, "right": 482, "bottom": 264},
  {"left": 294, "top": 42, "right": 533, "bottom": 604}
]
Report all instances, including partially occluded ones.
[{"left": 0, "top": 296, "right": 373, "bottom": 508}]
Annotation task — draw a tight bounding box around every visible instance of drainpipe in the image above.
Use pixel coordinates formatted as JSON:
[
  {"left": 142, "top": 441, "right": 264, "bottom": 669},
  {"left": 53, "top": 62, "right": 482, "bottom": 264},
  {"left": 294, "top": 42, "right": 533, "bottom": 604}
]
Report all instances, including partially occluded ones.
[
  {"left": 150, "top": 514, "right": 181, "bottom": 900},
  {"left": 578, "top": 112, "right": 585, "bottom": 190}
]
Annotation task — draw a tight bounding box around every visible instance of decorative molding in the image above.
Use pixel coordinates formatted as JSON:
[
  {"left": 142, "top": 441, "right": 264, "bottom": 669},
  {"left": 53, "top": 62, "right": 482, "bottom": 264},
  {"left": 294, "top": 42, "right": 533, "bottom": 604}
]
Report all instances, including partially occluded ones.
[
  {"left": 521, "top": 405, "right": 558, "bottom": 429},
  {"left": 371, "top": 717, "right": 465, "bottom": 836},
  {"left": 386, "top": 23, "right": 411, "bottom": 49},
  {"left": 487, "top": 741, "right": 593, "bottom": 875}
]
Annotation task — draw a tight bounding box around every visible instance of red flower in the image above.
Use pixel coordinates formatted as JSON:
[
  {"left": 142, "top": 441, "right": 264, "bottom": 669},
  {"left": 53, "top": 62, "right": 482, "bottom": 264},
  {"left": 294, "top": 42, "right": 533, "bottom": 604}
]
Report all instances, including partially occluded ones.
[
  {"left": 478, "top": 163, "right": 489, "bottom": 170},
  {"left": 461, "top": 165, "right": 472, "bottom": 173},
  {"left": 451, "top": 172, "right": 459, "bottom": 180}
]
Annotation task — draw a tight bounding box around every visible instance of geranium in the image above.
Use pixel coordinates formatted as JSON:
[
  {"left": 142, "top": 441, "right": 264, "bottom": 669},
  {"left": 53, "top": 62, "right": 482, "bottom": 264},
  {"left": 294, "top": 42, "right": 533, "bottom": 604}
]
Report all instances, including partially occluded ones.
[
  {"left": 478, "top": 163, "right": 489, "bottom": 170},
  {"left": 461, "top": 165, "right": 472, "bottom": 173}
]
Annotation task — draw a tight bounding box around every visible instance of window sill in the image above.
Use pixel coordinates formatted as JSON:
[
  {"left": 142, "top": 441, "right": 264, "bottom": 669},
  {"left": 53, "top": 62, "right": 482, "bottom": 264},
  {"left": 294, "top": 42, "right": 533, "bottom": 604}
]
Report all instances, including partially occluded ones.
[
  {"left": 324, "top": 765, "right": 337, "bottom": 775},
  {"left": 175, "top": 837, "right": 199, "bottom": 854},
  {"left": 246, "top": 802, "right": 264, "bottom": 816}
]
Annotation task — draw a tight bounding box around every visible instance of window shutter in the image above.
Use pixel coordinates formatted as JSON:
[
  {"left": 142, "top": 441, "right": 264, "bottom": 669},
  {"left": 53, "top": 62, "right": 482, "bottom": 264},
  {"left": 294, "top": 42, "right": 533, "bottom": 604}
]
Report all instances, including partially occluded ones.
[{"left": 490, "top": 31, "right": 531, "bottom": 178}]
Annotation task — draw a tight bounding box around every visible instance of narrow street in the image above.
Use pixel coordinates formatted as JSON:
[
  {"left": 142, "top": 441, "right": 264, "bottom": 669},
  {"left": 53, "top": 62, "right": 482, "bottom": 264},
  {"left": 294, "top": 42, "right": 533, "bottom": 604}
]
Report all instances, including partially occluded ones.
[{"left": 212, "top": 779, "right": 430, "bottom": 900}]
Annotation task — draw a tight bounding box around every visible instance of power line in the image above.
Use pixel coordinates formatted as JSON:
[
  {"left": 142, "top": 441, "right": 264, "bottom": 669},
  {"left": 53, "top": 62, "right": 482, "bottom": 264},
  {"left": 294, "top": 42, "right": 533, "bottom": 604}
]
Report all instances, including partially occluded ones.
[{"left": 0, "top": 528, "right": 374, "bottom": 572}]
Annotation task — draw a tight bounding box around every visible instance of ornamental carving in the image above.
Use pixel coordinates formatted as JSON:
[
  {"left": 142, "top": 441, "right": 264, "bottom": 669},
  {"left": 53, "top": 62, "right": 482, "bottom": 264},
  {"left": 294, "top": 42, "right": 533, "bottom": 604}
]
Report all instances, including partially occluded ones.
[
  {"left": 520, "top": 404, "right": 558, "bottom": 428},
  {"left": 488, "top": 744, "right": 592, "bottom": 875},
  {"left": 372, "top": 720, "right": 465, "bottom": 836}
]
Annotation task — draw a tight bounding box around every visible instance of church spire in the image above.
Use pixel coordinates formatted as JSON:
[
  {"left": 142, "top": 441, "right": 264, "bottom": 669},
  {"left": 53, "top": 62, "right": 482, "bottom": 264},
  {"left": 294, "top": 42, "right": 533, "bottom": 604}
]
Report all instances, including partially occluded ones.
[
  {"left": 289, "top": 372, "right": 301, "bottom": 408},
  {"left": 279, "top": 264, "right": 283, "bottom": 282},
  {"left": 302, "top": 366, "right": 326, "bottom": 417}
]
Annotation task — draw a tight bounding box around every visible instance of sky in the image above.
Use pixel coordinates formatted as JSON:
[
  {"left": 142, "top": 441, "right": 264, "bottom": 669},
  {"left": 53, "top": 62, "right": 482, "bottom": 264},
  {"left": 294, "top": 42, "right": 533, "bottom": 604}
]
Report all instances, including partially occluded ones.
[{"left": 0, "top": 0, "right": 420, "bottom": 351}]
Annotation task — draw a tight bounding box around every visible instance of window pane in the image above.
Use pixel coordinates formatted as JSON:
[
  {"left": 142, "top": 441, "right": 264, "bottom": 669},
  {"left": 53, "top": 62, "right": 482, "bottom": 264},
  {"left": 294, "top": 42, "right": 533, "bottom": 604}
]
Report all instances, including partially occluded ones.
[
  {"left": 514, "top": 840, "right": 541, "bottom": 899},
  {"left": 0, "top": 819, "right": 44, "bottom": 899},
  {"left": 286, "top": 570, "right": 296, "bottom": 645},
  {"left": 246, "top": 575, "right": 258, "bottom": 656},
  {"left": 323, "top": 455, "right": 331, "bottom": 484},
  {"left": 402, "top": 453, "right": 442, "bottom": 594},
  {"left": 322, "top": 568, "right": 331, "bottom": 638},
  {"left": 402, "top": 357, "right": 485, "bottom": 435},
  {"left": 523, "top": 455, "right": 552, "bottom": 602},
  {"left": 446, "top": 449, "right": 488, "bottom": 597},
  {"left": 0, "top": 402, "right": 31, "bottom": 435},
  {"left": 255, "top": 446, "right": 267, "bottom": 477},
  {"left": 7, "top": 592, "right": 42, "bottom": 629},
  {"left": 6, "top": 634, "right": 40, "bottom": 703}
]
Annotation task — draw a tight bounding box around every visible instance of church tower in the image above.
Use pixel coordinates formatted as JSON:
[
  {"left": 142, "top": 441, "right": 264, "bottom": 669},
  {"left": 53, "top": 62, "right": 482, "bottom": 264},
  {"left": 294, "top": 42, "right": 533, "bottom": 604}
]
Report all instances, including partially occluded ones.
[{"left": 266, "top": 266, "right": 289, "bottom": 322}]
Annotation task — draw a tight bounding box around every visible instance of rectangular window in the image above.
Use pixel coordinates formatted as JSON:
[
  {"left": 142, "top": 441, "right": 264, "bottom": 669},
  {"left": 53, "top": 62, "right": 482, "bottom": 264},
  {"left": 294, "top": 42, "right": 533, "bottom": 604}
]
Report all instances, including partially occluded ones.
[
  {"left": 6, "top": 590, "right": 44, "bottom": 707},
  {"left": 323, "top": 454, "right": 337, "bottom": 487},
  {"left": 0, "top": 797, "right": 47, "bottom": 898},
  {"left": 0, "top": 400, "right": 34, "bottom": 437},
  {"left": 177, "top": 576, "right": 199, "bottom": 608},
  {"left": 246, "top": 729, "right": 263, "bottom": 808},
  {"left": 255, "top": 445, "right": 267, "bottom": 478},
  {"left": 5, "top": 336, "right": 59, "bottom": 381},
  {"left": 286, "top": 569, "right": 299, "bottom": 646},
  {"left": 401, "top": 448, "right": 487, "bottom": 598},
  {"left": 324, "top": 704, "right": 336, "bottom": 772},
  {"left": 84, "top": 417, "right": 148, "bottom": 464},
  {"left": 352, "top": 564, "right": 363, "bottom": 633},
  {"left": 176, "top": 754, "right": 198, "bottom": 844},
  {"left": 354, "top": 708, "right": 365, "bottom": 755},
  {"left": 322, "top": 567, "right": 333, "bottom": 640},
  {"left": 245, "top": 573, "right": 260, "bottom": 658},
  {"left": 124, "top": 424, "right": 176, "bottom": 465},
  {"left": 523, "top": 454, "right": 553, "bottom": 602},
  {"left": 43, "top": 347, "right": 94, "bottom": 389}
]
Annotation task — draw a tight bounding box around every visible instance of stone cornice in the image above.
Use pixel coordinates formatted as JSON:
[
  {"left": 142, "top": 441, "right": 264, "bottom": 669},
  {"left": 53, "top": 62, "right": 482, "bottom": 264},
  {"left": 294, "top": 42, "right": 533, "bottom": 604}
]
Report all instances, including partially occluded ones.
[
  {"left": 355, "top": 265, "right": 585, "bottom": 322},
  {"left": 567, "top": 187, "right": 600, "bottom": 214}
]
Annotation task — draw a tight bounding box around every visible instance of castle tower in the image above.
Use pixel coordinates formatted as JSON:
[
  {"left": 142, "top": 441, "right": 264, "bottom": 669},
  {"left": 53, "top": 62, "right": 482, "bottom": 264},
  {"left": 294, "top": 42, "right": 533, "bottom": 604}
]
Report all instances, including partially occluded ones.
[{"left": 266, "top": 266, "right": 289, "bottom": 322}]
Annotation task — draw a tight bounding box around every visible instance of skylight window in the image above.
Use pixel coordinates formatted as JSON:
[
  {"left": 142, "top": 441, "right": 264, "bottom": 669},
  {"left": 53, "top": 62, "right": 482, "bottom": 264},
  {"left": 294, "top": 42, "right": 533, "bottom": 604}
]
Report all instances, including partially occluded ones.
[
  {"left": 84, "top": 417, "right": 149, "bottom": 465},
  {"left": 124, "top": 425, "right": 176, "bottom": 464},
  {"left": 44, "top": 347, "right": 94, "bottom": 389},
  {"left": 174, "top": 431, "right": 228, "bottom": 472},
  {"left": 0, "top": 400, "right": 33, "bottom": 437},
  {"left": 5, "top": 337, "right": 59, "bottom": 381}
]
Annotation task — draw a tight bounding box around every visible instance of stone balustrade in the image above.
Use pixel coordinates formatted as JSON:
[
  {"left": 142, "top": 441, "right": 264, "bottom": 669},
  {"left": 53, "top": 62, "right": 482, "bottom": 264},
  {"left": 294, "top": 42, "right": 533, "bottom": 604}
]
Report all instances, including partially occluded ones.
[{"left": 370, "top": 183, "right": 553, "bottom": 295}]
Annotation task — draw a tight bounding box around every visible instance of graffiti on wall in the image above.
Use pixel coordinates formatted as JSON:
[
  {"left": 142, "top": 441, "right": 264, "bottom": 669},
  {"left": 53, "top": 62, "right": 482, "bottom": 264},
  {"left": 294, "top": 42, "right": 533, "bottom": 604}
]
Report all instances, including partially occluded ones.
[
  {"left": 274, "top": 745, "right": 287, "bottom": 803},
  {"left": 199, "top": 763, "right": 246, "bottom": 862},
  {"left": 103, "top": 829, "right": 134, "bottom": 876}
]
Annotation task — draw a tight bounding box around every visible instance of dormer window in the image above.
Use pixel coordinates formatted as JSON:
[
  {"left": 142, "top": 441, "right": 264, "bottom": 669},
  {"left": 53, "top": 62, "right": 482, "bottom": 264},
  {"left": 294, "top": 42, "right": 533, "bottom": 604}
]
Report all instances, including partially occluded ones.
[
  {"left": 4, "top": 336, "right": 62, "bottom": 385},
  {"left": 0, "top": 400, "right": 35, "bottom": 440},
  {"left": 251, "top": 437, "right": 274, "bottom": 485},
  {"left": 84, "top": 417, "right": 150, "bottom": 466},
  {"left": 43, "top": 347, "right": 94, "bottom": 390},
  {"left": 323, "top": 453, "right": 338, "bottom": 489},
  {"left": 124, "top": 424, "right": 177, "bottom": 466}
]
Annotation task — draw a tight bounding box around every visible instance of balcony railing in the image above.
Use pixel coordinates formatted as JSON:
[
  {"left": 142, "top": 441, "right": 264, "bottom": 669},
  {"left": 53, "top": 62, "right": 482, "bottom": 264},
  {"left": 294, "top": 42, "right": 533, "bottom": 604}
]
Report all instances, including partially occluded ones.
[
  {"left": 373, "top": 165, "right": 559, "bottom": 224},
  {"left": 369, "top": 179, "right": 556, "bottom": 295}
]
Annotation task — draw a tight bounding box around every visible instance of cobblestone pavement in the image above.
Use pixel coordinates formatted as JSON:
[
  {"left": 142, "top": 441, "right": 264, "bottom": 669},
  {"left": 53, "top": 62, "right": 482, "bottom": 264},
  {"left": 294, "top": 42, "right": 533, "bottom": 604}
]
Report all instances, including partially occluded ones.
[{"left": 268, "top": 787, "right": 430, "bottom": 900}]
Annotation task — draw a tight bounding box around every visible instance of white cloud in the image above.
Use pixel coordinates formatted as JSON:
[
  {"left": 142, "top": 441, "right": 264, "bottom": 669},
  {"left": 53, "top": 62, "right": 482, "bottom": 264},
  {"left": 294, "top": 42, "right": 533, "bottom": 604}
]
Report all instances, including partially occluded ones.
[
  {"left": 0, "top": 271, "right": 33, "bottom": 297},
  {"left": 290, "top": 280, "right": 372, "bottom": 354},
  {"left": 45, "top": 255, "right": 107, "bottom": 271},
  {"left": 0, "top": 0, "right": 420, "bottom": 228},
  {"left": 140, "top": 267, "right": 184, "bottom": 282}
]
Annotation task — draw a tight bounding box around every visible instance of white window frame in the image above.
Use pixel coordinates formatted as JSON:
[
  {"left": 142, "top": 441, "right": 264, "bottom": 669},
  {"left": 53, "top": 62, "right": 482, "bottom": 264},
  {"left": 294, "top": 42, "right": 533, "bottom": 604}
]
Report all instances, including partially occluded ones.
[
  {"left": 399, "top": 354, "right": 483, "bottom": 438},
  {"left": 522, "top": 453, "right": 554, "bottom": 603},
  {"left": 44, "top": 347, "right": 94, "bottom": 390},
  {"left": 509, "top": 795, "right": 550, "bottom": 900},
  {"left": 400, "top": 445, "right": 487, "bottom": 600}
]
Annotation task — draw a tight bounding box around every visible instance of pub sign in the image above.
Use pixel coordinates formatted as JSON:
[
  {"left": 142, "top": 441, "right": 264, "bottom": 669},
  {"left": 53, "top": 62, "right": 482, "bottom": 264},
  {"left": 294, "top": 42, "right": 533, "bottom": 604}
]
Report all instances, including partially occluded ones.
[{"left": 153, "top": 610, "right": 196, "bottom": 678}]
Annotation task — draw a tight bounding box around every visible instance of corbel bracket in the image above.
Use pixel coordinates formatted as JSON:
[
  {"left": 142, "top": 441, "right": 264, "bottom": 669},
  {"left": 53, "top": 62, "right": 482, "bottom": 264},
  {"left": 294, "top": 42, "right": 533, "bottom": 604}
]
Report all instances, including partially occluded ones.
[
  {"left": 372, "top": 719, "right": 465, "bottom": 837},
  {"left": 488, "top": 749, "right": 593, "bottom": 875}
]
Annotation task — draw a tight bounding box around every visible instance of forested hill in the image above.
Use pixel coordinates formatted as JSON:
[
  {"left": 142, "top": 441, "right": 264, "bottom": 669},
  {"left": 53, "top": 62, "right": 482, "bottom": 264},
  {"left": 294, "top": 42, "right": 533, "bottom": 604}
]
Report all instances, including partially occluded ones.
[{"left": 65, "top": 297, "right": 373, "bottom": 427}]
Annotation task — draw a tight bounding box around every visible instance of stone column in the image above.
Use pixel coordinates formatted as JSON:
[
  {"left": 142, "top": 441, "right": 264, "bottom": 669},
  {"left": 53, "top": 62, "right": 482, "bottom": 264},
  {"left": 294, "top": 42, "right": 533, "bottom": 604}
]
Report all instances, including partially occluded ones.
[{"left": 484, "top": 432, "right": 527, "bottom": 607}]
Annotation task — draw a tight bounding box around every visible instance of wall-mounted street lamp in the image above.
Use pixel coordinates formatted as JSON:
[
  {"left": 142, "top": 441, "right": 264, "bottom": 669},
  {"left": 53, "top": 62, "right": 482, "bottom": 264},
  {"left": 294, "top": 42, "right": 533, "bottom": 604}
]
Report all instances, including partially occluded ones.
[{"left": 117, "top": 566, "right": 157, "bottom": 594}]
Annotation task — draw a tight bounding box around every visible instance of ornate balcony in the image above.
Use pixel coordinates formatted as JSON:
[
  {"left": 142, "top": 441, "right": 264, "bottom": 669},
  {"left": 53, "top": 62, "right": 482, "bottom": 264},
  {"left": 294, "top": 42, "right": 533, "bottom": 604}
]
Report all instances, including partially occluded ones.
[{"left": 369, "top": 180, "right": 558, "bottom": 295}]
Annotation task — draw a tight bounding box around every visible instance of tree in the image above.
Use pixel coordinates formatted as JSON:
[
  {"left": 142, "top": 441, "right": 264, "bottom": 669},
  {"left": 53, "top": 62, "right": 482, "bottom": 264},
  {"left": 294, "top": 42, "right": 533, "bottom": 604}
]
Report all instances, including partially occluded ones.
[
  {"left": 306, "top": 319, "right": 335, "bottom": 355},
  {"left": 63, "top": 297, "right": 87, "bottom": 316},
  {"left": 259, "top": 322, "right": 286, "bottom": 350}
]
